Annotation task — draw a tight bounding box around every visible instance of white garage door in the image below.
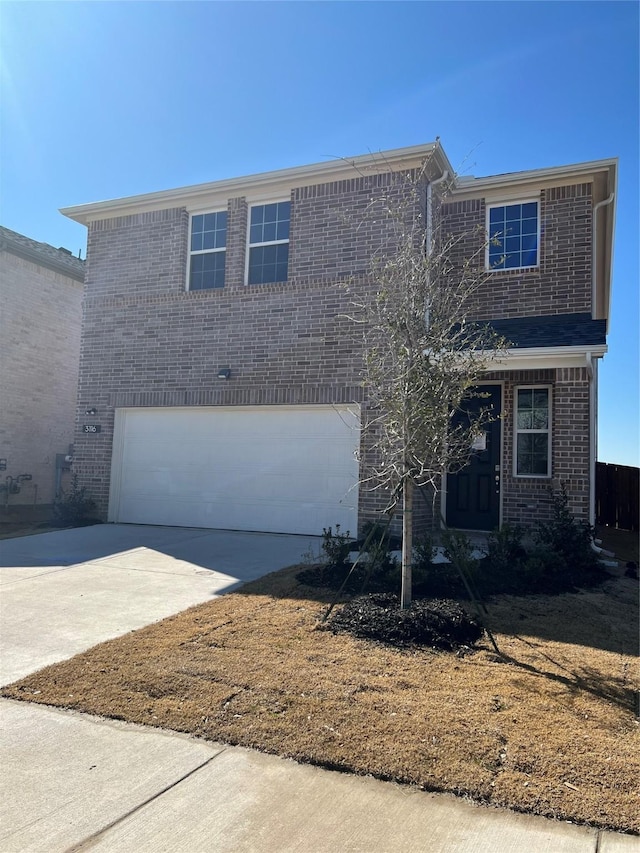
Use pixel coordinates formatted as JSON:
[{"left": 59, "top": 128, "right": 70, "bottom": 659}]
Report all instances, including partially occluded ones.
[{"left": 108, "top": 405, "right": 360, "bottom": 535}]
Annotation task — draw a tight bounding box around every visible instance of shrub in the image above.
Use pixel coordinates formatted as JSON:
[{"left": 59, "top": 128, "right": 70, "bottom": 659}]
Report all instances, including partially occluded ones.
[
  {"left": 441, "top": 529, "right": 479, "bottom": 582},
  {"left": 357, "top": 520, "right": 402, "bottom": 553},
  {"left": 321, "top": 524, "right": 353, "bottom": 568},
  {"left": 486, "top": 524, "right": 527, "bottom": 575},
  {"left": 53, "top": 475, "right": 97, "bottom": 528},
  {"left": 534, "top": 485, "right": 604, "bottom": 587}
]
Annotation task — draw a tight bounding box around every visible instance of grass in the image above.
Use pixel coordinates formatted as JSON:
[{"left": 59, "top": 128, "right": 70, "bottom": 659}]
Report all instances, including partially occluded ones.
[{"left": 3, "top": 560, "right": 638, "bottom": 834}]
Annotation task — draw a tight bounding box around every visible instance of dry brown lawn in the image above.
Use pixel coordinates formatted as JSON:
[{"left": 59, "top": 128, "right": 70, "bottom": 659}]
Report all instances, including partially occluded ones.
[{"left": 3, "top": 564, "right": 638, "bottom": 833}]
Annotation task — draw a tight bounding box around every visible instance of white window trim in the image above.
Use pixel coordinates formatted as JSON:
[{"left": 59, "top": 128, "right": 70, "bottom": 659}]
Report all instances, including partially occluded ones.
[
  {"left": 186, "top": 209, "right": 227, "bottom": 292},
  {"left": 485, "top": 197, "right": 541, "bottom": 273},
  {"left": 513, "top": 384, "right": 552, "bottom": 478},
  {"left": 245, "top": 198, "right": 290, "bottom": 286}
]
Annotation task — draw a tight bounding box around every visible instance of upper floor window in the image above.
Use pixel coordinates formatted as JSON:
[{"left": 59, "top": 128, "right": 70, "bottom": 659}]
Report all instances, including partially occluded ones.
[
  {"left": 515, "top": 386, "right": 551, "bottom": 477},
  {"left": 487, "top": 200, "right": 539, "bottom": 271},
  {"left": 247, "top": 201, "right": 290, "bottom": 285},
  {"left": 189, "top": 211, "right": 227, "bottom": 290}
]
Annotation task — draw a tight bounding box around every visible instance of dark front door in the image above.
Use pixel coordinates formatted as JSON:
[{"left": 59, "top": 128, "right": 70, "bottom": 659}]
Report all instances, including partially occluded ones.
[{"left": 446, "top": 385, "right": 501, "bottom": 531}]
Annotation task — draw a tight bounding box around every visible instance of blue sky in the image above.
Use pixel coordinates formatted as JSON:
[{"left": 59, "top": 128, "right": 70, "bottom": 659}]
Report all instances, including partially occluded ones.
[{"left": 1, "top": 1, "right": 638, "bottom": 466}]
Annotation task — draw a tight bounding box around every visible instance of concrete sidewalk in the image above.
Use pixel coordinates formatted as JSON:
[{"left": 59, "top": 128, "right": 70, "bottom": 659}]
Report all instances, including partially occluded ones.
[{"left": 0, "top": 525, "right": 635, "bottom": 852}]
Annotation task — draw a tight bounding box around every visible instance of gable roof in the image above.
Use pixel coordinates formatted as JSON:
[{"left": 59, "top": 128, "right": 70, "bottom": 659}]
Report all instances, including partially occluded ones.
[{"left": 0, "top": 226, "right": 85, "bottom": 282}]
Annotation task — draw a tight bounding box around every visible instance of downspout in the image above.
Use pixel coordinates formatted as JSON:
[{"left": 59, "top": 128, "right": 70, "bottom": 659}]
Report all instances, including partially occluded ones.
[
  {"left": 425, "top": 170, "right": 449, "bottom": 527},
  {"left": 590, "top": 191, "right": 615, "bottom": 558},
  {"left": 592, "top": 192, "right": 614, "bottom": 318},
  {"left": 587, "top": 351, "right": 614, "bottom": 557},
  {"left": 586, "top": 351, "right": 596, "bottom": 528},
  {"left": 426, "top": 171, "right": 449, "bottom": 264}
]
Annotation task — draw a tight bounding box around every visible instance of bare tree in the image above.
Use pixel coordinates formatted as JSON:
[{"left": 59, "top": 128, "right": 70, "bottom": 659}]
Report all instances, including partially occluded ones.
[{"left": 351, "top": 160, "right": 507, "bottom": 609}]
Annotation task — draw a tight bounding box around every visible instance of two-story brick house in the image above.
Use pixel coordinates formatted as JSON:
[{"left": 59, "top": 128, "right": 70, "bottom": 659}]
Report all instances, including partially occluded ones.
[
  {"left": 0, "top": 226, "right": 84, "bottom": 506},
  {"left": 61, "top": 141, "right": 616, "bottom": 536}
]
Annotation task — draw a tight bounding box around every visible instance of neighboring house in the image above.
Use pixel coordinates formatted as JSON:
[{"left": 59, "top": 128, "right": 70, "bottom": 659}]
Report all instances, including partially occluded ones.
[
  {"left": 0, "top": 226, "right": 85, "bottom": 506},
  {"left": 60, "top": 142, "right": 616, "bottom": 535}
]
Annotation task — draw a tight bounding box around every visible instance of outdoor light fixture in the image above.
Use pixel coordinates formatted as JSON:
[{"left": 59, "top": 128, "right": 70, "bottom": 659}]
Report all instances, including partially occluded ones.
[
  {"left": 85, "top": 407, "right": 97, "bottom": 416},
  {"left": 217, "top": 367, "right": 231, "bottom": 381}
]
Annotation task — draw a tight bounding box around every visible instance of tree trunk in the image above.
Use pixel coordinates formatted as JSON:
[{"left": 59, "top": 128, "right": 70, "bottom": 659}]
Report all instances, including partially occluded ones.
[{"left": 401, "top": 477, "right": 414, "bottom": 609}]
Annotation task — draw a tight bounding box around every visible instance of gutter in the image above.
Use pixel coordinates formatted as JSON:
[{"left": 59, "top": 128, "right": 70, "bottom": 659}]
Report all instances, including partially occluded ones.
[
  {"left": 592, "top": 191, "right": 615, "bottom": 324},
  {"left": 454, "top": 157, "right": 617, "bottom": 192},
  {"left": 61, "top": 142, "right": 450, "bottom": 225}
]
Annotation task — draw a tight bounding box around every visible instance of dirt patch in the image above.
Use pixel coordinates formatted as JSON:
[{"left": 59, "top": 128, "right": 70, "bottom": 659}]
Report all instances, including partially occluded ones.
[
  {"left": 0, "top": 506, "right": 58, "bottom": 540},
  {"left": 597, "top": 526, "right": 639, "bottom": 566},
  {"left": 325, "top": 594, "right": 483, "bottom": 649},
  {"left": 3, "top": 565, "right": 638, "bottom": 833}
]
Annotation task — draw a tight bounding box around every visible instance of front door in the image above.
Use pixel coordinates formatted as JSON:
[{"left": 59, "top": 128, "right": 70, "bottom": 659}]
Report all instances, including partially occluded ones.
[{"left": 445, "top": 385, "right": 501, "bottom": 531}]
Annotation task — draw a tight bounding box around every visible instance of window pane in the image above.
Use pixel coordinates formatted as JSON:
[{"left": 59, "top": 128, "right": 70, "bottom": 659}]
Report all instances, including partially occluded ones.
[
  {"left": 488, "top": 244, "right": 504, "bottom": 268},
  {"left": 488, "top": 203, "right": 538, "bottom": 270},
  {"left": 248, "top": 243, "right": 289, "bottom": 284},
  {"left": 262, "top": 221, "right": 277, "bottom": 242},
  {"left": 517, "top": 433, "right": 549, "bottom": 475},
  {"left": 533, "top": 389, "right": 548, "bottom": 409},
  {"left": 191, "top": 233, "right": 203, "bottom": 252},
  {"left": 262, "top": 244, "right": 278, "bottom": 264},
  {"left": 263, "top": 203, "right": 277, "bottom": 223},
  {"left": 192, "top": 214, "right": 203, "bottom": 233},
  {"left": 190, "top": 252, "right": 225, "bottom": 289},
  {"left": 202, "top": 231, "right": 215, "bottom": 250},
  {"left": 214, "top": 225, "right": 226, "bottom": 249},
  {"left": 276, "top": 219, "right": 289, "bottom": 241},
  {"left": 276, "top": 202, "right": 290, "bottom": 236},
  {"left": 250, "top": 202, "right": 290, "bottom": 245}
]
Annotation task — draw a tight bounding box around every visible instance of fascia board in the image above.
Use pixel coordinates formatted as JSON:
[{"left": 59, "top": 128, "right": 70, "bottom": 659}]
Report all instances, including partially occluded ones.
[
  {"left": 60, "top": 142, "right": 447, "bottom": 226},
  {"left": 603, "top": 161, "right": 618, "bottom": 327},
  {"left": 487, "top": 345, "right": 607, "bottom": 371},
  {"left": 453, "top": 158, "right": 618, "bottom": 200}
]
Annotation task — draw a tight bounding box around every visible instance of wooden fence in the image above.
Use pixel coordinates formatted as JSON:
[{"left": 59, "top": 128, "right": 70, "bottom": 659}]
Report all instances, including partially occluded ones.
[{"left": 595, "top": 462, "right": 639, "bottom": 531}]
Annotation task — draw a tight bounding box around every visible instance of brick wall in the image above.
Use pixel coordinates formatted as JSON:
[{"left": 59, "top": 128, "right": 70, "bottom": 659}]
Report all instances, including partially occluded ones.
[
  {"left": 441, "top": 183, "right": 593, "bottom": 319},
  {"left": 0, "top": 251, "right": 83, "bottom": 504},
  {"left": 483, "top": 367, "right": 591, "bottom": 525}
]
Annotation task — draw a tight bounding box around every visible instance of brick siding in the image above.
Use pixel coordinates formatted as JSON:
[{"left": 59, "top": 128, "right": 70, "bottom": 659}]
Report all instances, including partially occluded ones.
[{"left": 440, "top": 183, "right": 593, "bottom": 320}]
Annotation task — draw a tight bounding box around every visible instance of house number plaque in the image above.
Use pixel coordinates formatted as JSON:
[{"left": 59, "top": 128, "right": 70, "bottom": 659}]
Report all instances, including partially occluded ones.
[{"left": 83, "top": 424, "right": 102, "bottom": 434}]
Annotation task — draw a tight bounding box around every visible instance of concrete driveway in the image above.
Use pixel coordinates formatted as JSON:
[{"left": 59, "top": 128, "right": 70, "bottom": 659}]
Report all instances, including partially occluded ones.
[
  {"left": 0, "top": 524, "right": 635, "bottom": 852},
  {"left": 0, "top": 523, "right": 320, "bottom": 684}
]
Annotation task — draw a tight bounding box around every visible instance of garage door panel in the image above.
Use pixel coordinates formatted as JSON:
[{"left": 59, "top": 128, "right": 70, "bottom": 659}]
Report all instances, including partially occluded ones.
[{"left": 110, "top": 406, "right": 359, "bottom": 535}]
